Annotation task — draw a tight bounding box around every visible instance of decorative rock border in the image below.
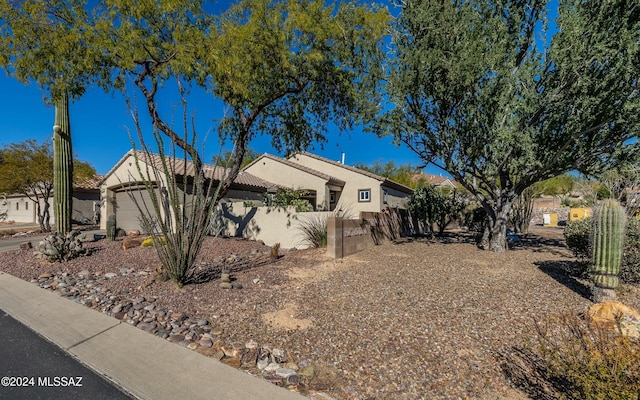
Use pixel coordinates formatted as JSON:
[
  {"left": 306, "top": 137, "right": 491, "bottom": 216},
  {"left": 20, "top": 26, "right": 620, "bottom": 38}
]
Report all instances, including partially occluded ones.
[{"left": 30, "top": 269, "right": 315, "bottom": 391}]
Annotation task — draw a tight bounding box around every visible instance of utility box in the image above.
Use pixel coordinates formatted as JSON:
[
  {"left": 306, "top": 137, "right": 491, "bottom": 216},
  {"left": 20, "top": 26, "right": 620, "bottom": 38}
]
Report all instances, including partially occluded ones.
[
  {"left": 569, "top": 207, "right": 592, "bottom": 221},
  {"left": 543, "top": 212, "right": 559, "bottom": 227}
]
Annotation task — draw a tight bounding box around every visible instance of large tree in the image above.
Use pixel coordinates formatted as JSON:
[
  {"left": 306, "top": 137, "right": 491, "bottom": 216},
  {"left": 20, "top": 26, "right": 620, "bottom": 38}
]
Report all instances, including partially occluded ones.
[
  {"left": 0, "top": 0, "right": 106, "bottom": 233},
  {"left": 378, "top": 0, "right": 640, "bottom": 251},
  {"left": 86, "top": 0, "right": 389, "bottom": 285},
  {"left": 0, "top": 140, "right": 95, "bottom": 232}
]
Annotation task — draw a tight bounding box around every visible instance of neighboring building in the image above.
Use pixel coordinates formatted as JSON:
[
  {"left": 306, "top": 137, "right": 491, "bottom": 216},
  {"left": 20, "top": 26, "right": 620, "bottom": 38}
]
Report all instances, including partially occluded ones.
[
  {"left": 244, "top": 152, "right": 414, "bottom": 213},
  {"left": 0, "top": 177, "right": 102, "bottom": 226},
  {"left": 411, "top": 173, "right": 456, "bottom": 190},
  {"left": 100, "top": 150, "right": 276, "bottom": 233}
]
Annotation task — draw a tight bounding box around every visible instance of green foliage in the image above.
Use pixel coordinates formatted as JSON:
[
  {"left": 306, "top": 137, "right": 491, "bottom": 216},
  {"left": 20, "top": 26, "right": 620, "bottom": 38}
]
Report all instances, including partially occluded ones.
[
  {"left": 271, "top": 188, "right": 312, "bottom": 212},
  {"left": 213, "top": 148, "right": 260, "bottom": 169},
  {"left": 354, "top": 160, "right": 420, "bottom": 189},
  {"left": 528, "top": 312, "right": 640, "bottom": 400},
  {"left": 564, "top": 216, "right": 640, "bottom": 285},
  {"left": 409, "top": 185, "right": 464, "bottom": 236},
  {"left": 34, "top": 230, "right": 86, "bottom": 262},
  {"left": 564, "top": 218, "right": 593, "bottom": 262},
  {"left": 298, "top": 215, "right": 328, "bottom": 248},
  {"left": 591, "top": 200, "right": 627, "bottom": 291},
  {"left": 378, "top": 0, "right": 640, "bottom": 251}
]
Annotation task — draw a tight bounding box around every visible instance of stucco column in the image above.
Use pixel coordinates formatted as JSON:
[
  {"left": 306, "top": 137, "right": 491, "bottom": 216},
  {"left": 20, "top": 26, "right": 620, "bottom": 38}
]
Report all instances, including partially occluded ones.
[{"left": 327, "top": 216, "right": 343, "bottom": 259}]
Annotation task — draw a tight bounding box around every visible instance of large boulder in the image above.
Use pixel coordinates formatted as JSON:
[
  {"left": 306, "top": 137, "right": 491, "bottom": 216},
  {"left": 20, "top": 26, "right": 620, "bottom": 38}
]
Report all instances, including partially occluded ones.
[
  {"left": 122, "top": 235, "right": 145, "bottom": 250},
  {"left": 586, "top": 301, "right": 640, "bottom": 339}
]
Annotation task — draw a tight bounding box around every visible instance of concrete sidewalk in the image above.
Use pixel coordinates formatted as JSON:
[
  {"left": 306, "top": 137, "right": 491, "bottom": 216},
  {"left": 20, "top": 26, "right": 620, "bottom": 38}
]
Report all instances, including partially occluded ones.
[{"left": 0, "top": 272, "right": 306, "bottom": 400}]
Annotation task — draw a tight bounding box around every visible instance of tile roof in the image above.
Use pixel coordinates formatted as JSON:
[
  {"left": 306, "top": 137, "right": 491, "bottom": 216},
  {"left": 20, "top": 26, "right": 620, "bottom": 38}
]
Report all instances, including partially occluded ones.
[{"left": 103, "top": 150, "right": 275, "bottom": 190}]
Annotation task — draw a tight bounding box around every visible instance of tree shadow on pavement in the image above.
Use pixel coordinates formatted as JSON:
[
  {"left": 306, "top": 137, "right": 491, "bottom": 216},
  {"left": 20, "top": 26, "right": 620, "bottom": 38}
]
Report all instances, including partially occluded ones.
[{"left": 535, "top": 260, "right": 591, "bottom": 300}]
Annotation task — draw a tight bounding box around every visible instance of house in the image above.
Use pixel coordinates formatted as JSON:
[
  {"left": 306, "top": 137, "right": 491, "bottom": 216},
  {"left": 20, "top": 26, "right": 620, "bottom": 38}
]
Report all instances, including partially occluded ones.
[
  {"left": 243, "top": 152, "right": 414, "bottom": 213},
  {"left": 0, "top": 176, "right": 102, "bottom": 225},
  {"left": 411, "top": 173, "right": 456, "bottom": 190},
  {"left": 99, "top": 150, "right": 276, "bottom": 233}
]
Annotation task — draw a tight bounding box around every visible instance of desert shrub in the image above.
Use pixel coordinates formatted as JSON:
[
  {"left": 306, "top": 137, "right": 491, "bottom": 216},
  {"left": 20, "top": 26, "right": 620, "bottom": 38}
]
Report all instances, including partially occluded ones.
[
  {"left": 34, "top": 230, "right": 87, "bottom": 262},
  {"left": 622, "top": 218, "right": 640, "bottom": 284},
  {"left": 298, "top": 214, "right": 328, "bottom": 248},
  {"left": 564, "top": 217, "right": 640, "bottom": 283},
  {"left": 527, "top": 312, "right": 640, "bottom": 400},
  {"left": 563, "top": 218, "right": 592, "bottom": 261}
]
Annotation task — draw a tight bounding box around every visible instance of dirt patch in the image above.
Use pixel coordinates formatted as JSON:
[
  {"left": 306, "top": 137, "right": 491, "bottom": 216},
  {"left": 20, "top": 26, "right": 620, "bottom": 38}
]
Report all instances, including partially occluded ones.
[{"left": 262, "top": 303, "right": 314, "bottom": 331}]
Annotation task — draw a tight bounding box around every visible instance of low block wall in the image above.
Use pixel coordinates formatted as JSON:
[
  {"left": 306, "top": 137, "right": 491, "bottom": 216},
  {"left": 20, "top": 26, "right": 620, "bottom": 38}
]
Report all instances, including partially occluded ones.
[{"left": 327, "top": 208, "right": 421, "bottom": 259}]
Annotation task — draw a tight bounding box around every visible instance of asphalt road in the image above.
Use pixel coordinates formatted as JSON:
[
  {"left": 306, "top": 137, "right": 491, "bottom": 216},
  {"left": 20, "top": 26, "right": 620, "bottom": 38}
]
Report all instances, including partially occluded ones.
[{"left": 0, "top": 311, "right": 132, "bottom": 400}]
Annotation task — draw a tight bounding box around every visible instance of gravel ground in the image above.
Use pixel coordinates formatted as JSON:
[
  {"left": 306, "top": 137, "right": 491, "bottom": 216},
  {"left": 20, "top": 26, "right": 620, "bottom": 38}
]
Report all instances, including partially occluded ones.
[{"left": 1, "top": 226, "right": 639, "bottom": 399}]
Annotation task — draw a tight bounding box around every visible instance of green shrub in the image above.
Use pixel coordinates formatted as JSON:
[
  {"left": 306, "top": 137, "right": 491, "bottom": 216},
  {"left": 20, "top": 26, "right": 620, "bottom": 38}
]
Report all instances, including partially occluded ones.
[
  {"left": 528, "top": 312, "right": 640, "bottom": 400},
  {"left": 564, "top": 218, "right": 592, "bottom": 261},
  {"left": 564, "top": 217, "right": 640, "bottom": 284},
  {"left": 34, "top": 230, "right": 87, "bottom": 262},
  {"left": 298, "top": 214, "right": 328, "bottom": 248}
]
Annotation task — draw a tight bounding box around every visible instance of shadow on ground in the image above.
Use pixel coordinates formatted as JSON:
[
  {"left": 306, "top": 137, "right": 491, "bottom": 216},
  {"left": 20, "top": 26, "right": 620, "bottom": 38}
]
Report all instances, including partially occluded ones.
[{"left": 535, "top": 260, "right": 591, "bottom": 300}]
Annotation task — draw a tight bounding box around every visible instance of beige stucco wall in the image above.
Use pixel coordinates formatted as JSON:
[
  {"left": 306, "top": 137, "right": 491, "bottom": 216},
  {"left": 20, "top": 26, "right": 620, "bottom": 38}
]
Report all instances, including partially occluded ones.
[
  {"left": 380, "top": 185, "right": 410, "bottom": 209},
  {"left": 214, "top": 202, "right": 330, "bottom": 249},
  {"left": 288, "top": 153, "right": 404, "bottom": 213},
  {"left": 100, "top": 154, "right": 171, "bottom": 230},
  {"left": 244, "top": 157, "right": 332, "bottom": 210}
]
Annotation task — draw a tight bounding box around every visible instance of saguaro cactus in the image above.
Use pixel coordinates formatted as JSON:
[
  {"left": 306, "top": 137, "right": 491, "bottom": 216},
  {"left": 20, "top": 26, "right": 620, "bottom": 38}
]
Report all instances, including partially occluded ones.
[
  {"left": 591, "top": 199, "right": 627, "bottom": 302},
  {"left": 53, "top": 91, "right": 73, "bottom": 234}
]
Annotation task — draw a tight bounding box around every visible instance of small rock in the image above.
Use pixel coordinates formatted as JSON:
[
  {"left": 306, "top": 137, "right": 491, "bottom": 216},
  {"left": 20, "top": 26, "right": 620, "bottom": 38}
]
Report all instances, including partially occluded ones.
[
  {"left": 264, "top": 362, "right": 281, "bottom": 372},
  {"left": 210, "top": 326, "right": 223, "bottom": 336},
  {"left": 104, "top": 272, "right": 117, "bottom": 279},
  {"left": 252, "top": 278, "right": 261, "bottom": 284},
  {"left": 38, "top": 273, "right": 52, "bottom": 279},
  {"left": 198, "top": 339, "right": 213, "bottom": 348},
  {"left": 276, "top": 368, "right": 300, "bottom": 386},
  {"left": 299, "top": 365, "right": 315, "bottom": 377},
  {"left": 220, "top": 282, "right": 232, "bottom": 289},
  {"left": 245, "top": 340, "right": 258, "bottom": 349},
  {"left": 231, "top": 282, "right": 243, "bottom": 289}
]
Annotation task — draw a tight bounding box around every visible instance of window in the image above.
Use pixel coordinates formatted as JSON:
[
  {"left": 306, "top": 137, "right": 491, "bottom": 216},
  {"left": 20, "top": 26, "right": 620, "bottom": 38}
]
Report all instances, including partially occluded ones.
[
  {"left": 25, "top": 202, "right": 28, "bottom": 210},
  {"left": 16, "top": 202, "right": 19, "bottom": 211},
  {"left": 358, "top": 189, "right": 371, "bottom": 202},
  {"left": 383, "top": 189, "right": 388, "bottom": 204},
  {"left": 330, "top": 192, "right": 336, "bottom": 203}
]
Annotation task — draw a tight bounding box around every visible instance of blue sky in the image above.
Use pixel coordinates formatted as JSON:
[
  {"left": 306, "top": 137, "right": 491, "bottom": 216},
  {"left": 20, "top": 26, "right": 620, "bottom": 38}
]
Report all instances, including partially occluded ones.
[{"left": 0, "top": 72, "right": 432, "bottom": 176}]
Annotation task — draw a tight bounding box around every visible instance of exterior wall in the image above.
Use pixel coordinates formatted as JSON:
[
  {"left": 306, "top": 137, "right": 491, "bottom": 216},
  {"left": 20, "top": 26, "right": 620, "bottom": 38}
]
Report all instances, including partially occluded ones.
[
  {"left": 288, "top": 154, "right": 386, "bottom": 213},
  {"left": 100, "top": 155, "right": 170, "bottom": 230},
  {"left": 1, "top": 191, "right": 99, "bottom": 225},
  {"left": 531, "top": 207, "right": 570, "bottom": 226},
  {"left": 244, "top": 157, "right": 331, "bottom": 210},
  {"left": 0, "top": 195, "right": 35, "bottom": 223},
  {"left": 213, "top": 202, "right": 329, "bottom": 249},
  {"left": 327, "top": 209, "right": 421, "bottom": 259},
  {"left": 380, "top": 184, "right": 410, "bottom": 209}
]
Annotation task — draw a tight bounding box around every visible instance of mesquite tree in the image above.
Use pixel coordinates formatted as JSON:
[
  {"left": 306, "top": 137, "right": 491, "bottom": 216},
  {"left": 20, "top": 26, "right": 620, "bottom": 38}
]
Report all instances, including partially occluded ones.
[
  {"left": 377, "top": 0, "right": 640, "bottom": 251},
  {"left": 91, "top": 0, "right": 389, "bottom": 286},
  {"left": 0, "top": 0, "right": 105, "bottom": 233}
]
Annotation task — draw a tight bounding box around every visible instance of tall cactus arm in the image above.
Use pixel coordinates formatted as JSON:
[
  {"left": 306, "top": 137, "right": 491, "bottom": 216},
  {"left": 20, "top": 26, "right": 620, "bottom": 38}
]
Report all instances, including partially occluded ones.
[{"left": 53, "top": 91, "right": 73, "bottom": 234}]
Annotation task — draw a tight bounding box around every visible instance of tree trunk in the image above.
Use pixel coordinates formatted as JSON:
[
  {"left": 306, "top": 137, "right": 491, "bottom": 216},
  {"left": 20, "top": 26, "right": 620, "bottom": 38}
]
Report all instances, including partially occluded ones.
[
  {"left": 53, "top": 92, "right": 73, "bottom": 234},
  {"left": 482, "top": 197, "right": 515, "bottom": 253}
]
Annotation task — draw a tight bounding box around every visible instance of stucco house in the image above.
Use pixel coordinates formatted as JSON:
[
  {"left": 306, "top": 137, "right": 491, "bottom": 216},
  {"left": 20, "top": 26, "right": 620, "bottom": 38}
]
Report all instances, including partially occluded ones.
[
  {"left": 99, "top": 150, "right": 276, "bottom": 233},
  {"left": 244, "top": 152, "right": 413, "bottom": 212},
  {"left": 0, "top": 176, "right": 102, "bottom": 226}
]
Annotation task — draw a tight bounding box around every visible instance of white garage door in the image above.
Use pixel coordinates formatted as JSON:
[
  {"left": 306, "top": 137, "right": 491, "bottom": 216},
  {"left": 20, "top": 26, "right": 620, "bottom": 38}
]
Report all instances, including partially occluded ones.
[{"left": 114, "top": 189, "right": 158, "bottom": 233}]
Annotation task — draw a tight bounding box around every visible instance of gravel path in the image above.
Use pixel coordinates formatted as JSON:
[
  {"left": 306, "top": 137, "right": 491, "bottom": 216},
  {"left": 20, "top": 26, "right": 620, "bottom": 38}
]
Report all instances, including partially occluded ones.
[{"left": 1, "top": 227, "right": 639, "bottom": 399}]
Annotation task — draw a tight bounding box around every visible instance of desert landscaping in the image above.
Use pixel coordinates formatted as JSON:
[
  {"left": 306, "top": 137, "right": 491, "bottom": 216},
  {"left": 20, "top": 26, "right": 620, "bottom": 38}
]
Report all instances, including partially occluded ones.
[{"left": 1, "top": 226, "right": 639, "bottom": 399}]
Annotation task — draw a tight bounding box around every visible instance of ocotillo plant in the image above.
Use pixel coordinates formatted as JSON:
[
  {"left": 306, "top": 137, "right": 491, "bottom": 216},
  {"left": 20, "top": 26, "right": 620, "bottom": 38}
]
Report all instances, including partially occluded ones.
[
  {"left": 53, "top": 91, "right": 73, "bottom": 234},
  {"left": 591, "top": 199, "right": 627, "bottom": 302}
]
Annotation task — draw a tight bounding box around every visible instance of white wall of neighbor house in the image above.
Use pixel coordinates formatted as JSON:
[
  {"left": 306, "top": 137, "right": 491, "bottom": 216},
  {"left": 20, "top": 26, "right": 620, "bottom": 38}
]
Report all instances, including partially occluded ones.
[
  {"left": 0, "top": 196, "right": 35, "bottom": 223},
  {"left": 214, "top": 202, "right": 330, "bottom": 249},
  {"left": 288, "top": 153, "right": 387, "bottom": 213}
]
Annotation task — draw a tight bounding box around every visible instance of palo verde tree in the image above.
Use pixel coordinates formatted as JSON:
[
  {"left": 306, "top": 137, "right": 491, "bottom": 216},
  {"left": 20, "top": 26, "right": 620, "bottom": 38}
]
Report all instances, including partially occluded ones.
[
  {"left": 0, "top": 0, "right": 107, "bottom": 233},
  {"left": 0, "top": 140, "right": 95, "bottom": 232},
  {"left": 378, "top": 0, "right": 640, "bottom": 251},
  {"left": 91, "top": 0, "right": 389, "bottom": 286}
]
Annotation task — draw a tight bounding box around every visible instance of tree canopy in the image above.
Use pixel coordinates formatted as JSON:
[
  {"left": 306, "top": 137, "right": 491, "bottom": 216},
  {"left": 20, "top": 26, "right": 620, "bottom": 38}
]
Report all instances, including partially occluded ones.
[
  {"left": 378, "top": 0, "right": 640, "bottom": 251},
  {"left": 354, "top": 160, "right": 421, "bottom": 188}
]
